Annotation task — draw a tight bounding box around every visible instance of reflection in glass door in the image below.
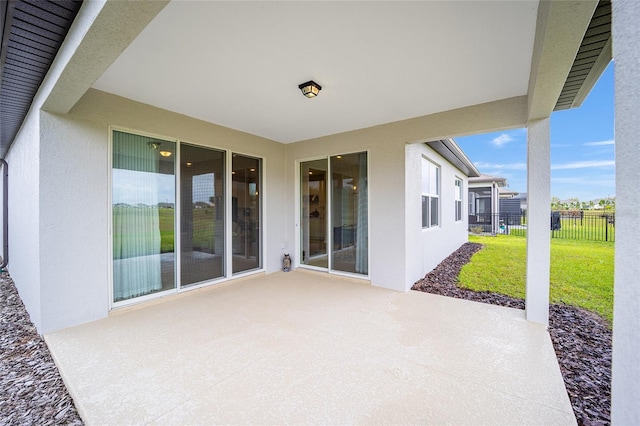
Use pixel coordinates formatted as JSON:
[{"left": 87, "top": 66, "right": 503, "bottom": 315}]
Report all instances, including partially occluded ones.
[
  {"left": 300, "top": 160, "right": 328, "bottom": 268},
  {"left": 112, "top": 131, "right": 176, "bottom": 302}
]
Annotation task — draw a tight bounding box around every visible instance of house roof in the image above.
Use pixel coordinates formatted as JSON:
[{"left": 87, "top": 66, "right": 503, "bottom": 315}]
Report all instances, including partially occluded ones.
[
  {"left": 0, "top": 1, "right": 608, "bottom": 158},
  {"left": 469, "top": 174, "right": 508, "bottom": 187},
  {"left": 425, "top": 139, "right": 480, "bottom": 178},
  {"left": 0, "top": 0, "right": 82, "bottom": 158},
  {"left": 499, "top": 189, "right": 520, "bottom": 198}
]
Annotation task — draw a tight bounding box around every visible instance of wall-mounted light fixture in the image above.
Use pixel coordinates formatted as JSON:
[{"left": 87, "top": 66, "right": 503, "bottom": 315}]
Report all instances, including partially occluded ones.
[
  {"left": 148, "top": 141, "right": 160, "bottom": 149},
  {"left": 298, "top": 80, "right": 322, "bottom": 98},
  {"left": 159, "top": 150, "right": 172, "bottom": 157}
]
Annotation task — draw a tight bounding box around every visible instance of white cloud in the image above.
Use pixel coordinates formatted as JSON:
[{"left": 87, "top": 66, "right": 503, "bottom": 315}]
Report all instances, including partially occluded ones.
[
  {"left": 475, "top": 161, "right": 526, "bottom": 171},
  {"left": 583, "top": 140, "right": 614, "bottom": 146},
  {"left": 551, "top": 160, "right": 615, "bottom": 170},
  {"left": 491, "top": 133, "right": 515, "bottom": 147}
]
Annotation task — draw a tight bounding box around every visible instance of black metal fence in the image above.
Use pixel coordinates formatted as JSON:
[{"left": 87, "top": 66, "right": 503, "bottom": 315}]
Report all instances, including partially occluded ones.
[{"left": 468, "top": 211, "right": 615, "bottom": 242}]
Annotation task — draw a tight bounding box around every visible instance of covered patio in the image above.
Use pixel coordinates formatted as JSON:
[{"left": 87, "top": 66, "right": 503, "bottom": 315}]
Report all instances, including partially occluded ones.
[{"left": 46, "top": 271, "right": 574, "bottom": 425}]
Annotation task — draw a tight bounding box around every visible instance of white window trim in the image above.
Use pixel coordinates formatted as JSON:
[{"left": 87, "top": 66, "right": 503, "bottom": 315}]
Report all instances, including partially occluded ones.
[
  {"left": 454, "top": 177, "right": 463, "bottom": 222},
  {"left": 421, "top": 157, "right": 440, "bottom": 229}
]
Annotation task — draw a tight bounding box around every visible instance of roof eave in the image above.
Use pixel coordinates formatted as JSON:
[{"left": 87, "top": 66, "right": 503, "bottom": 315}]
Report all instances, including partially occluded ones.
[
  {"left": 553, "top": 0, "right": 611, "bottom": 111},
  {"left": 0, "top": 0, "right": 84, "bottom": 159},
  {"left": 425, "top": 139, "right": 481, "bottom": 178}
]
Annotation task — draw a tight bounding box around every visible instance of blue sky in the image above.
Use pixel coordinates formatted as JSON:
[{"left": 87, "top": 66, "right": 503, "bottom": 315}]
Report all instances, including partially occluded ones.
[{"left": 456, "top": 62, "right": 615, "bottom": 202}]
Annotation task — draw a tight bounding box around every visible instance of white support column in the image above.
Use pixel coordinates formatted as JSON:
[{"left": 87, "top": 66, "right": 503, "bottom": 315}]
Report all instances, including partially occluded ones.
[
  {"left": 525, "top": 118, "right": 551, "bottom": 325},
  {"left": 491, "top": 182, "right": 500, "bottom": 234},
  {"left": 612, "top": 1, "right": 640, "bottom": 423}
]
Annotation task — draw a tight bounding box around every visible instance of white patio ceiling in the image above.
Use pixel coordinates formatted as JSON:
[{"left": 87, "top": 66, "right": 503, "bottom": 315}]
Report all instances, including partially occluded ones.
[{"left": 91, "top": 1, "right": 538, "bottom": 144}]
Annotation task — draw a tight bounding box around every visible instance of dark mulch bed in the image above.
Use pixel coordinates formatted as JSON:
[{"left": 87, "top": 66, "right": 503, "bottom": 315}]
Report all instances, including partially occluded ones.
[
  {"left": 0, "top": 270, "right": 83, "bottom": 425},
  {"left": 412, "top": 242, "right": 612, "bottom": 425}
]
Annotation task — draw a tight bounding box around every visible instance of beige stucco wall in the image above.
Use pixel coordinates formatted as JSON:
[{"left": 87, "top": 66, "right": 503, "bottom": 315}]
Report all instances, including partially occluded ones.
[{"left": 34, "top": 89, "right": 286, "bottom": 333}]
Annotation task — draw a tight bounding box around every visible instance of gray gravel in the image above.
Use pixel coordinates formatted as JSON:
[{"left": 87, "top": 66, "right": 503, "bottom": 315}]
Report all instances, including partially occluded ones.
[
  {"left": 412, "top": 242, "right": 612, "bottom": 426},
  {"left": 0, "top": 270, "right": 83, "bottom": 426}
]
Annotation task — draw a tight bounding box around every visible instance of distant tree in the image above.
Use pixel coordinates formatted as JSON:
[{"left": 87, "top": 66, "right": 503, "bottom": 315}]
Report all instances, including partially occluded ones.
[
  {"left": 605, "top": 198, "right": 614, "bottom": 211},
  {"left": 568, "top": 197, "right": 580, "bottom": 209},
  {"left": 551, "top": 196, "right": 561, "bottom": 210}
]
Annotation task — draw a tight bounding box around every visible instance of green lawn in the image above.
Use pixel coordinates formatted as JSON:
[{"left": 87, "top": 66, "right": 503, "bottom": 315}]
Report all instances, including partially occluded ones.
[
  {"left": 459, "top": 235, "right": 614, "bottom": 325},
  {"left": 158, "top": 207, "right": 175, "bottom": 253}
]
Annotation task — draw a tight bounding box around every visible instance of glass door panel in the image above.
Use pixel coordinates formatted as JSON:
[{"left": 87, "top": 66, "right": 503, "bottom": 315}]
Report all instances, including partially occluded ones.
[
  {"left": 112, "top": 131, "right": 176, "bottom": 302},
  {"left": 300, "top": 159, "right": 328, "bottom": 268},
  {"left": 232, "top": 154, "right": 261, "bottom": 273},
  {"left": 330, "top": 152, "right": 368, "bottom": 275},
  {"left": 180, "top": 144, "right": 225, "bottom": 286}
]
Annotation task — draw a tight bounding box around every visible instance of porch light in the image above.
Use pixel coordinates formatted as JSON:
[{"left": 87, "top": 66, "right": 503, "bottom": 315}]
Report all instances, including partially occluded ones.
[
  {"left": 298, "top": 80, "right": 322, "bottom": 98},
  {"left": 159, "top": 150, "right": 172, "bottom": 157}
]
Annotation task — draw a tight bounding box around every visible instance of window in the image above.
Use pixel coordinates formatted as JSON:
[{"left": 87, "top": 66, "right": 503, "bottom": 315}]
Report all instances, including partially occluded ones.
[
  {"left": 455, "top": 178, "right": 463, "bottom": 221},
  {"left": 421, "top": 158, "right": 439, "bottom": 228}
]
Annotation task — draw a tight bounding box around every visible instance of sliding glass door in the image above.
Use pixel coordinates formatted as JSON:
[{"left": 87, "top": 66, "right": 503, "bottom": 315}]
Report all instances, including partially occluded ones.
[
  {"left": 299, "top": 152, "right": 368, "bottom": 276},
  {"left": 300, "top": 160, "right": 328, "bottom": 268},
  {"left": 232, "top": 154, "right": 261, "bottom": 274},
  {"left": 331, "top": 153, "right": 368, "bottom": 275},
  {"left": 180, "top": 144, "right": 225, "bottom": 286},
  {"left": 112, "top": 130, "right": 264, "bottom": 304},
  {"left": 112, "top": 131, "right": 176, "bottom": 302}
]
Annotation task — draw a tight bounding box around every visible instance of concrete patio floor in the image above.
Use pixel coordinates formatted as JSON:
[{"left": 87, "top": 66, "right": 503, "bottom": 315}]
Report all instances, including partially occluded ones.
[{"left": 45, "top": 270, "right": 576, "bottom": 425}]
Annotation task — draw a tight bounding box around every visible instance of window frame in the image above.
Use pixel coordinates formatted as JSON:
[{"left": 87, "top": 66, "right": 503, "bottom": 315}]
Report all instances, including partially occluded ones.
[
  {"left": 454, "top": 177, "right": 463, "bottom": 222},
  {"left": 421, "top": 157, "right": 440, "bottom": 229}
]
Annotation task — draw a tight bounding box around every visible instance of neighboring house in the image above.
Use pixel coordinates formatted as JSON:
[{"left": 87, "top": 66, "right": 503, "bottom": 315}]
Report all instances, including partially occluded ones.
[
  {"left": 468, "top": 174, "right": 508, "bottom": 234},
  {"left": 499, "top": 189, "right": 520, "bottom": 199},
  {"left": 499, "top": 197, "right": 524, "bottom": 227},
  {"left": 515, "top": 192, "right": 529, "bottom": 214},
  {"left": 1, "top": 1, "right": 638, "bottom": 421}
]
